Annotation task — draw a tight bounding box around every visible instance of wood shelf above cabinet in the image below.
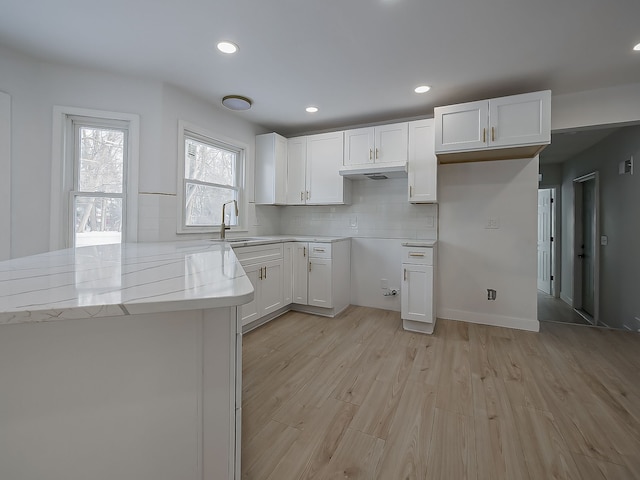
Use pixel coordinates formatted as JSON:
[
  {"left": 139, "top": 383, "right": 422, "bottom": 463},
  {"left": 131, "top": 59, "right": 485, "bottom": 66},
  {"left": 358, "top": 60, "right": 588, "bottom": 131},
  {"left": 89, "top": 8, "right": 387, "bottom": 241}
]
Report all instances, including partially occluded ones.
[{"left": 437, "top": 143, "right": 547, "bottom": 164}]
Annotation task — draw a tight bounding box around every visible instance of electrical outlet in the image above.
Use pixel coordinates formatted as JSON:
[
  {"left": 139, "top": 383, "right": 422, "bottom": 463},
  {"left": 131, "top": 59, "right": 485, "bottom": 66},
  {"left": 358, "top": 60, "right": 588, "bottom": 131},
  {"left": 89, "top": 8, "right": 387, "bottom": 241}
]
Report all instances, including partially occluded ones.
[
  {"left": 487, "top": 289, "right": 497, "bottom": 300},
  {"left": 485, "top": 218, "right": 500, "bottom": 229},
  {"left": 425, "top": 216, "right": 434, "bottom": 228},
  {"left": 381, "top": 279, "right": 388, "bottom": 290}
]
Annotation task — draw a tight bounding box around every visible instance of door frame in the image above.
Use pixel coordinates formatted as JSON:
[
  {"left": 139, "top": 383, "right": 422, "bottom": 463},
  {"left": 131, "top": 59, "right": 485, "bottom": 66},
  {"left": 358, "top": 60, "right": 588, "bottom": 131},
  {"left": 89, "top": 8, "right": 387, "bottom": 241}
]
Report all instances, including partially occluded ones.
[{"left": 572, "top": 171, "right": 599, "bottom": 326}]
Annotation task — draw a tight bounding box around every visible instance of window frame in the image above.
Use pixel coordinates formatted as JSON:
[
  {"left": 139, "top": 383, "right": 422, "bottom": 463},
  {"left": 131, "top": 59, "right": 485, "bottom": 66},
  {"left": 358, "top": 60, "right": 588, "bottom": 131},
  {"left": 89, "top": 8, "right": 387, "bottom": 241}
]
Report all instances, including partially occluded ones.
[
  {"left": 177, "top": 120, "right": 247, "bottom": 234},
  {"left": 51, "top": 106, "right": 139, "bottom": 250}
]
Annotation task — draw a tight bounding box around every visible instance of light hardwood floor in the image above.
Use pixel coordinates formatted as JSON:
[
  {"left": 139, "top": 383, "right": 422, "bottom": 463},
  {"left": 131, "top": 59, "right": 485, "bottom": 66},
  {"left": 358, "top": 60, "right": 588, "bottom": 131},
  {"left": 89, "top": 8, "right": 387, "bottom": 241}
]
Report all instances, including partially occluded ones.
[
  {"left": 241, "top": 306, "right": 640, "bottom": 479},
  {"left": 538, "top": 291, "right": 592, "bottom": 326}
]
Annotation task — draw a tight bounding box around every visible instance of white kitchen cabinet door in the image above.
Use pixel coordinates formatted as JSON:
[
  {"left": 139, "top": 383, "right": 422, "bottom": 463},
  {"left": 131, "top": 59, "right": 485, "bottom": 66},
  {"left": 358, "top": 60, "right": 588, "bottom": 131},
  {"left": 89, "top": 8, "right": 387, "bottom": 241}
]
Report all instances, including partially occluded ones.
[
  {"left": 286, "top": 136, "right": 307, "bottom": 205},
  {"left": 306, "top": 131, "right": 349, "bottom": 204},
  {"left": 293, "top": 243, "right": 309, "bottom": 304},
  {"left": 261, "top": 259, "right": 284, "bottom": 316},
  {"left": 401, "top": 263, "right": 433, "bottom": 323},
  {"left": 240, "top": 264, "right": 262, "bottom": 326},
  {"left": 408, "top": 119, "right": 437, "bottom": 203},
  {"left": 283, "top": 243, "right": 294, "bottom": 305},
  {"left": 343, "top": 127, "right": 375, "bottom": 166},
  {"left": 375, "top": 122, "right": 408, "bottom": 164},
  {"left": 308, "top": 258, "right": 332, "bottom": 308},
  {"left": 255, "top": 132, "right": 287, "bottom": 205},
  {"left": 489, "top": 90, "right": 551, "bottom": 148},
  {"left": 435, "top": 99, "right": 488, "bottom": 153}
]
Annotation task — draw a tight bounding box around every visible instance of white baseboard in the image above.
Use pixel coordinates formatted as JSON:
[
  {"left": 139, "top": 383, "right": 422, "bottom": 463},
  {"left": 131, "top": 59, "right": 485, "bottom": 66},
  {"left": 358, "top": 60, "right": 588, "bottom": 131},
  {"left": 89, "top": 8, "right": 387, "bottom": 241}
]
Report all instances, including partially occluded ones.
[
  {"left": 438, "top": 308, "right": 540, "bottom": 332},
  {"left": 560, "top": 293, "right": 573, "bottom": 306}
]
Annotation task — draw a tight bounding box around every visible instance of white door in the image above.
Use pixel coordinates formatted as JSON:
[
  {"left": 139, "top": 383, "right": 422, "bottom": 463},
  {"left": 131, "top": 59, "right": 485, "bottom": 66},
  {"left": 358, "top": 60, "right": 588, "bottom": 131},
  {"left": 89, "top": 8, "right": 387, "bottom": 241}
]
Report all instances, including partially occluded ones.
[
  {"left": 308, "top": 258, "right": 332, "bottom": 308},
  {"left": 435, "top": 100, "right": 488, "bottom": 153},
  {"left": 240, "top": 263, "right": 262, "bottom": 326},
  {"left": 286, "top": 136, "right": 307, "bottom": 205},
  {"left": 489, "top": 91, "right": 551, "bottom": 148},
  {"left": 401, "top": 263, "right": 433, "bottom": 323},
  {"left": 0, "top": 91, "right": 10, "bottom": 261},
  {"left": 375, "top": 122, "right": 408, "bottom": 164},
  {"left": 293, "top": 243, "right": 309, "bottom": 304},
  {"left": 306, "top": 131, "right": 344, "bottom": 204},
  {"left": 261, "top": 260, "right": 284, "bottom": 316},
  {"left": 282, "top": 243, "right": 294, "bottom": 305},
  {"left": 408, "top": 119, "right": 437, "bottom": 203},
  {"left": 343, "top": 127, "right": 374, "bottom": 166},
  {"left": 537, "top": 188, "right": 552, "bottom": 294}
]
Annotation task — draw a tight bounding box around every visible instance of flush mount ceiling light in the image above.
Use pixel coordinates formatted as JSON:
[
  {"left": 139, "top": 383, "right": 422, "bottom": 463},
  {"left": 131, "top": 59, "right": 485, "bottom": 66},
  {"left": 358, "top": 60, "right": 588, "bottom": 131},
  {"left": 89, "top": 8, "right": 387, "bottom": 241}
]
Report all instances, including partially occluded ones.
[
  {"left": 634, "top": 42, "right": 640, "bottom": 51},
  {"left": 217, "top": 41, "right": 238, "bottom": 54},
  {"left": 222, "top": 95, "right": 252, "bottom": 111},
  {"left": 305, "top": 106, "right": 319, "bottom": 113},
  {"left": 414, "top": 85, "right": 432, "bottom": 94}
]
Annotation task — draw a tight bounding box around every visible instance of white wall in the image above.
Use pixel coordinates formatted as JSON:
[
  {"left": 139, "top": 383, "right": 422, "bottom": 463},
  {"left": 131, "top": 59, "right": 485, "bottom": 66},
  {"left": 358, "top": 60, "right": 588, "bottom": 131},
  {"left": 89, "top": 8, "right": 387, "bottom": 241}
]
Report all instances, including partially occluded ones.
[
  {"left": 560, "top": 126, "right": 640, "bottom": 330},
  {"left": 552, "top": 82, "right": 640, "bottom": 131},
  {"left": 437, "top": 157, "right": 540, "bottom": 331},
  {"left": 280, "top": 177, "right": 438, "bottom": 311},
  {"left": 0, "top": 46, "right": 277, "bottom": 257}
]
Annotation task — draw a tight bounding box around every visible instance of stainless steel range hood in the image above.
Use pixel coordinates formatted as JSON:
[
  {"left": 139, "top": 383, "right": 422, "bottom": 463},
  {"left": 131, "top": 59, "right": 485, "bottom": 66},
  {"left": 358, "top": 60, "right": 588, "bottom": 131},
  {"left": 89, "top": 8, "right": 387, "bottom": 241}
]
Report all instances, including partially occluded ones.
[{"left": 338, "top": 162, "right": 408, "bottom": 180}]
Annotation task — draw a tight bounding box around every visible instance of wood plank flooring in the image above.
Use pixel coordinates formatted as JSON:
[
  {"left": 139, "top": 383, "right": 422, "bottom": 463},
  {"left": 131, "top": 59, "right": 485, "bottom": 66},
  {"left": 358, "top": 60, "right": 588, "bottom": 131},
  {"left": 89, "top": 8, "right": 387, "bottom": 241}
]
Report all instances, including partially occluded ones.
[{"left": 241, "top": 306, "right": 640, "bottom": 479}]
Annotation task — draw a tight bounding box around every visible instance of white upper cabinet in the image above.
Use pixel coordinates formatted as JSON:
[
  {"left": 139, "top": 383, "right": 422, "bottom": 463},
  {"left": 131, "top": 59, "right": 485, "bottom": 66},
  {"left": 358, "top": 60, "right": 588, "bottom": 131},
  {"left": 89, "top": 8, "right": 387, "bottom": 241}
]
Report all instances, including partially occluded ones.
[
  {"left": 407, "top": 119, "right": 437, "bottom": 203},
  {"left": 286, "top": 136, "right": 307, "bottom": 205},
  {"left": 343, "top": 122, "right": 408, "bottom": 166},
  {"left": 255, "top": 132, "right": 287, "bottom": 205},
  {"left": 435, "top": 90, "right": 551, "bottom": 163},
  {"left": 306, "top": 131, "right": 351, "bottom": 205}
]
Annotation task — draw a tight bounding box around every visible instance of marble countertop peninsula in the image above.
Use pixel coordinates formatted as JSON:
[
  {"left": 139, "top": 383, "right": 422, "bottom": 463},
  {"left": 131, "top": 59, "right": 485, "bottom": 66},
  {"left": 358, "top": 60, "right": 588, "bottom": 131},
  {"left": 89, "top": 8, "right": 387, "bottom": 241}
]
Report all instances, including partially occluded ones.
[{"left": 0, "top": 241, "right": 253, "bottom": 325}]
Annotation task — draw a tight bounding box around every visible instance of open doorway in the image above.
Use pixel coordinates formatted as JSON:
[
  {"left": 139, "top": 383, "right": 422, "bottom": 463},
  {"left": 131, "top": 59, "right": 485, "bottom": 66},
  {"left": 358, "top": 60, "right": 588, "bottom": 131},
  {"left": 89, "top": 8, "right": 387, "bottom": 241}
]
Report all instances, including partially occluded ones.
[{"left": 572, "top": 172, "right": 599, "bottom": 326}]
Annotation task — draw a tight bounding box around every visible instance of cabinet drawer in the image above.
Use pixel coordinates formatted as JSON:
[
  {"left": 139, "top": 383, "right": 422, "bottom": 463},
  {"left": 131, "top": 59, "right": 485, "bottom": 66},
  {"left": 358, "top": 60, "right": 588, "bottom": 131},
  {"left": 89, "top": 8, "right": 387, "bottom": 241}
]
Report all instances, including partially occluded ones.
[
  {"left": 309, "top": 243, "right": 332, "bottom": 259},
  {"left": 402, "top": 247, "right": 433, "bottom": 265},
  {"left": 233, "top": 243, "right": 283, "bottom": 266}
]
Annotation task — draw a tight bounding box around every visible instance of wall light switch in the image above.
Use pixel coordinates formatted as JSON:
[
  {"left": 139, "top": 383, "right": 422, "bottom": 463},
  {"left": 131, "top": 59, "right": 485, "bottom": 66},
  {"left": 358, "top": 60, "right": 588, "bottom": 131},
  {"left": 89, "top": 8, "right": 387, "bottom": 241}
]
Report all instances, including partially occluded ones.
[
  {"left": 349, "top": 215, "right": 358, "bottom": 228},
  {"left": 600, "top": 235, "right": 608, "bottom": 246},
  {"left": 425, "top": 216, "right": 434, "bottom": 228},
  {"left": 485, "top": 217, "right": 500, "bottom": 229}
]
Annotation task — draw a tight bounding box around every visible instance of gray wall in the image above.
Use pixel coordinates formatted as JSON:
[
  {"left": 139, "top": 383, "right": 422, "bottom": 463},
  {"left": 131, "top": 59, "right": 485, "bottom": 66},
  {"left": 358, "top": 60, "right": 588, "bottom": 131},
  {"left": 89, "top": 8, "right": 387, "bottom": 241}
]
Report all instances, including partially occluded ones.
[{"left": 561, "top": 126, "right": 640, "bottom": 330}]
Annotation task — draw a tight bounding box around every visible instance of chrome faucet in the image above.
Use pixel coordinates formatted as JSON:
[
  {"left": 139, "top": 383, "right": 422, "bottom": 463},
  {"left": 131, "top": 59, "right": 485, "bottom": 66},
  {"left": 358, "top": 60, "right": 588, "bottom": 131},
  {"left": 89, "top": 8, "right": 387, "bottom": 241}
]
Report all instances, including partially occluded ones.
[{"left": 220, "top": 200, "right": 238, "bottom": 240}]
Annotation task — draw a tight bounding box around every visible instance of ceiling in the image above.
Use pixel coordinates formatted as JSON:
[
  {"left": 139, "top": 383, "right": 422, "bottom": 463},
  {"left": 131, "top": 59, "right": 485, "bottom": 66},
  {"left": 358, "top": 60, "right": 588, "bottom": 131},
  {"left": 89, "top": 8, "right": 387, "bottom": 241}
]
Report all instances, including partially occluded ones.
[
  {"left": 539, "top": 127, "right": 621, "bottom": 164},
  {"left": 0, "top": 0, "right": 639, "bottom": 136}
]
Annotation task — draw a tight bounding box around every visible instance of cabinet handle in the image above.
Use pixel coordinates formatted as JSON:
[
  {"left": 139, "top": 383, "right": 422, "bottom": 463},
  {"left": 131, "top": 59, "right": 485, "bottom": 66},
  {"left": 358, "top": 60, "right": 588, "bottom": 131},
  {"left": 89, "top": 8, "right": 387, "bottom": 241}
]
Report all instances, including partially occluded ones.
[
  {"left": 300, "top": 191, "right": 303, "bottom": 201},
  {"left": 483, "top": 128, "right": 486, "bottom": 143},
  {"left": 259, "top": 267, "right": 263, "bottom": 280},
  {"left": 306, "top": 191, "right": 310, "bottom": 200},
  {"left": 375, "top": 148, "right": 379, "bottom": 159},
  {"left": 369, "top": 148, "right": 373, "bottom": 160},
  {"left": 314, "top": 248, "right": 325, "bottom": 252},
  {"left": 409, "top": 252, "right": 425, "bottom": 257},
  {"left": 264, "top": 266, "right": 267, "bottom": 279},
  {"left": 491, "top": 126, "right": 495, "bottom": 142},
  {"left": 303, "top": 246, "right": 306, "bottom": 257},
  {"left": 309, "top": 261, "right": 312, "bottom": 272},
  {"left": 404, "top": 268, "right": 407, "bottom": 281},
  {"left": 409, "top": 185, "right": 413, "bottom": 197}
]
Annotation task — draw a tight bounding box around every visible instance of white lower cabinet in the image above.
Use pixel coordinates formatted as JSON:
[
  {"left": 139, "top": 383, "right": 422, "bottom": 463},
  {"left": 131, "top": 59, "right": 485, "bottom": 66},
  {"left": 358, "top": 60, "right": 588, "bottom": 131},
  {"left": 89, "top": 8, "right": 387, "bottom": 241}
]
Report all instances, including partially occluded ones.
[
  {"left": 401, "top": 245, "right": 436, "bottom": 334},
  {"left": 292, "top": 242, "right": 309, "bottom": 304},
  {"left": 308, "top": 256, "right": 332, "bottom": 307},
  {"left": 235, "top": 244, "right": 284, "bottom": 327}
]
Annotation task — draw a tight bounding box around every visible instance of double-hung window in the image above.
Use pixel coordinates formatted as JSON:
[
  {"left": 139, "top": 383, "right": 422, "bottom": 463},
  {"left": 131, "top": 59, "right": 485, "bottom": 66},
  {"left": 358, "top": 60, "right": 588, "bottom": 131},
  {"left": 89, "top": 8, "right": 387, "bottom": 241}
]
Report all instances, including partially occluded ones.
[
  {"left": 71, "top": 117, "right": 128, "bottom": 247},
  {"left": 50, "top": 106, "right": 139, "bottom": 250},
  {"left": 178, "top": 122, "right": 245, "bottom": 233}
]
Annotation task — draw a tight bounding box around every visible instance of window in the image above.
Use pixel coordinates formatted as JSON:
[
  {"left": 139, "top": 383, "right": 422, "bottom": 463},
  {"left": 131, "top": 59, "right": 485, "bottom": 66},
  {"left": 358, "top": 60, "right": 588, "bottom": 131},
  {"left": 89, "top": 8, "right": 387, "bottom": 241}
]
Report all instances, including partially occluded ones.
[
  {"left": 178, "top": 121, "right": 245, "bottom": 233},
  {"left": 51, "top": 107, "right": 139, "bottom": 250},
  {"left": 71, "top": 118, "right": 128, "bottom": 247}
]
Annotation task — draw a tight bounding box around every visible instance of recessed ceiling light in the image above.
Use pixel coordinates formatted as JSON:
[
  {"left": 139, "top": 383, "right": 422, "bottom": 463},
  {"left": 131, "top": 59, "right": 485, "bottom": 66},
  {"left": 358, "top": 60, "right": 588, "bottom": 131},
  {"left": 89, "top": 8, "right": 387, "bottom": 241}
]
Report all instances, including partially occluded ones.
[
  {"left": 634, "top": 43, "right": 640, "bottom": 51},
  {"left": 222, "top": 95, "right": 252, "bottom": 111},
  {"left": 217, "top": 41, "right": 238, "bottom": 54},
  {"left": 414, "top": 85, "right": 431, "bottom": 94},
  {"left": 305, "top": 106, "right": 319, "bottom": 113}
]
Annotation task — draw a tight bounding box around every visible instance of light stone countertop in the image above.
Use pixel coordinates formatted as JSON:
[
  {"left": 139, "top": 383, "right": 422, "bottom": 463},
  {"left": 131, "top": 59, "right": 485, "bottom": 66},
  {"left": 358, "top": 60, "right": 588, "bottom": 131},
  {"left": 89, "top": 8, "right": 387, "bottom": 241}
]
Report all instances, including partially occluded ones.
[{"left": 0, "top": 241, "right": 254, "bottom": 325}]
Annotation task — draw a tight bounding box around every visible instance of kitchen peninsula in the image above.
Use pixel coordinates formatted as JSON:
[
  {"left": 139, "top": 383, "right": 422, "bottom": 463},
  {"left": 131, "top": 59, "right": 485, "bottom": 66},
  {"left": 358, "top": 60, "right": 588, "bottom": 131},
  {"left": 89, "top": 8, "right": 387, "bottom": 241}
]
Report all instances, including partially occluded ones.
[{"left": 0, "top": 241, "right": 253, "bottom": 480}]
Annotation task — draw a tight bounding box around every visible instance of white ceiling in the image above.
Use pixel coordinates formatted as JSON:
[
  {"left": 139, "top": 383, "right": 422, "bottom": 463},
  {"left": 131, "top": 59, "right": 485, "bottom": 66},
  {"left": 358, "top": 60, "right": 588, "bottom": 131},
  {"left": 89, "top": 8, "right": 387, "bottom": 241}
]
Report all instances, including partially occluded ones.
[{"left": 0, "top": 0, "right": 639, "bottom": 135}]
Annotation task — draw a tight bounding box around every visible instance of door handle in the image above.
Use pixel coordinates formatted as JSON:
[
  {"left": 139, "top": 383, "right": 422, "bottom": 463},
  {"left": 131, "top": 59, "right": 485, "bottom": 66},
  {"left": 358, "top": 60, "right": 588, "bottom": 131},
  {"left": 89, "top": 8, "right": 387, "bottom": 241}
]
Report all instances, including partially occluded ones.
[{"left": 578, "top": 254, "right": 585, "bottom": 258}]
